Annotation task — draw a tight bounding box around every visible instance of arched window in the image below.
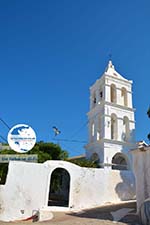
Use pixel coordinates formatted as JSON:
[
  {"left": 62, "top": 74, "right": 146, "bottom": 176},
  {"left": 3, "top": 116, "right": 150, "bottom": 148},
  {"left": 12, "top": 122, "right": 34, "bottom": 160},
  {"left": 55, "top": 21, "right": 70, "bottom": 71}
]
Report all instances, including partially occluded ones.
[
  {"left": 121, "top": 87, "right": 128, "bottom": 106},
  {"left": 97, "top": 115, "right": 101, "bottom": 141},
  {"left": 122, "top": 116, "right": 129, "bottom": 141},
  {"left": 111, "top": 114, "right": 117, "bottom": 140},
  {"left": 92, "top": 122, "right": 95, "bottom": 136},
  {"left": 91, "top": 121, "right": 95, "bottom": 142},
  {"left": 92, "top": 92, "right": 96, "bottom": 108},
  {"left": 110, "top": 84, "right": 116, "bottom": 103},
  {"left": 112, "top": 153, "right": 128, "bottom": 170}
]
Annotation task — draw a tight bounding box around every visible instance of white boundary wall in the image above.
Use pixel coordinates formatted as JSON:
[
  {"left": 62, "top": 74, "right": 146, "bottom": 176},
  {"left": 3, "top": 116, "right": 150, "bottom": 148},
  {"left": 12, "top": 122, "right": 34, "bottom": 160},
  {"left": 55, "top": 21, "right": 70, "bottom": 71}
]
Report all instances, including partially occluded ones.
[
  {"left": 131, "top": 147, "right": 150, "bottom": 213},
  {"left": 0, "top": 160, "right": 135, "bottom": 221}
]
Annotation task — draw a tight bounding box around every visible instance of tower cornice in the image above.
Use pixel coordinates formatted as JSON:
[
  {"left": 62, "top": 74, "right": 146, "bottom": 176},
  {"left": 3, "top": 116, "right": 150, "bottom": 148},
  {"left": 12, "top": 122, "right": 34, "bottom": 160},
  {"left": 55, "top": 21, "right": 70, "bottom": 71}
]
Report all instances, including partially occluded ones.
[
  {"left": 87, "top": 100, "right": 135, "bottom": 117},
  {"left": 85, "top": 138, "right": 137, "bottom": 149}
]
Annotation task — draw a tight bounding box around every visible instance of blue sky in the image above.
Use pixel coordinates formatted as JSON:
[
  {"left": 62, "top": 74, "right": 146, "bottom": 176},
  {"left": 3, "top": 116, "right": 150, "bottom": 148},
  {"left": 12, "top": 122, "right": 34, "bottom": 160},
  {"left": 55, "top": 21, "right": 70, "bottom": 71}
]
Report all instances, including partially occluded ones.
[{"left": 0, "top": 0, "right": 149, "bottom": 156}]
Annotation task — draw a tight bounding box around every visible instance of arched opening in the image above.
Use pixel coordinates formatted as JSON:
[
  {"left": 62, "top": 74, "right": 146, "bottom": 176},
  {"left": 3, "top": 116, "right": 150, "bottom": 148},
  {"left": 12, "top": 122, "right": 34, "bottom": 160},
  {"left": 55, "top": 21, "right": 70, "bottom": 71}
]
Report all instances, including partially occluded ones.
[
  {"left": 91, "top": 152, "right": 99, "bottom": 164},
  {"left": 48, "top": 168, "right": 70, "bottom": 207},
  {"left": 97, "top": 115, "right": 101, "bottom": 141},
  {"left": 91, "top": 121, "right": 95, "bottom": 142},
  {"left": 121, "top": 87, "right": 128, "bottom": 106},
  {"left": 112, "top": 153, "right": 128, "bottom": 170},
  {"left": 122, "top": 116, "right": 129, "bottom": 141},
  {"left": 92, "top": 92, "right": 96, "bottom": 108},
  {"left": 110, "top": 84, "right": 116, "bottom": 103},
  {"left": 111, "top": 114, "right": 117, "bottom": 140},
  {"left": 91, "top": 153, "right": 101, "bottom": 167}
]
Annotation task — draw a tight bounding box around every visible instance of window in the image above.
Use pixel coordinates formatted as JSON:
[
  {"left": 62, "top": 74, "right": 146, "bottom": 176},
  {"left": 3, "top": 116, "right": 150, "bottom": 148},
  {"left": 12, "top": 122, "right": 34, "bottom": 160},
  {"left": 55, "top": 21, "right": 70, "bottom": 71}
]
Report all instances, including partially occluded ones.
[
  {"left": 97, "top": 115, "right": 101, "bottom": 140},
  {"left": 110, "top": 84, "right": 116, "bottom": 103},
  {"left": 92, "top": 92, "right": 96, "bottom": 108},
  {"left": 121, "top": 87, "right": 128, "bottom": 106},
  {"left": 111, "top": 114, "right": 117, "bottom": 140},
  {"left": 92, "top": 123, "right": 95, "bottom": 136},
  {"left": 122, "top": 116, "right": 129, "bottom": 141},
  {"left": 100, "top": 91, "right": 103, "bottom": 98},
  {"left": 91, "top": 122, "right": 95, "bottom": 142}
]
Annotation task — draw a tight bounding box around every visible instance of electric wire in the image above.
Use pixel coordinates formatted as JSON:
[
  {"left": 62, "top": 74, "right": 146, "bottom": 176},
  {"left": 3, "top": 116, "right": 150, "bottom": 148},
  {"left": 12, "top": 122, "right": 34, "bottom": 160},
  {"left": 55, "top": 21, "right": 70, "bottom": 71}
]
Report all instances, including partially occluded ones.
[
  {"left": 0, "top": 118, "right": 11, "bottom": 130},
  {"left": 52, "top": 110, "right": 105, "bottom": 147},
  {"left": 52, "top": 138, "right": 86, "bottom": 143},
  {"left": 0, "top": 135, "right": 8, "bottom": 143},
  {"left": 69, "top": 120, "right": 89, "bottom": 139},
  {"left": 0, "top": 117, "right": 11, "bottom": 144}
]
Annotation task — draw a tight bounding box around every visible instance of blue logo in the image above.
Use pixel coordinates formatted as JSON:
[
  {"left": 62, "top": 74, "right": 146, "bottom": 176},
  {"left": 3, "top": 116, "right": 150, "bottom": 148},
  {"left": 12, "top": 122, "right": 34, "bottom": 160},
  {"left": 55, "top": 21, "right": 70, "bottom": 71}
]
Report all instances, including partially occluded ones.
[{"left": 7, "top": 124, "right": 36, "bottom": 153}]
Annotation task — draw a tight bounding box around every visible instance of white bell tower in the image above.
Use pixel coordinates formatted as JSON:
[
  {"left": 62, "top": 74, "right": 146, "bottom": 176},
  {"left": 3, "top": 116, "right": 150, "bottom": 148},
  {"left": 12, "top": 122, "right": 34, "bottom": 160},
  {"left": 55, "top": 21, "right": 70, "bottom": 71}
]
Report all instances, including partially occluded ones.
[{"left": 85, "top": 61, "right": 136, "bottom": 170}]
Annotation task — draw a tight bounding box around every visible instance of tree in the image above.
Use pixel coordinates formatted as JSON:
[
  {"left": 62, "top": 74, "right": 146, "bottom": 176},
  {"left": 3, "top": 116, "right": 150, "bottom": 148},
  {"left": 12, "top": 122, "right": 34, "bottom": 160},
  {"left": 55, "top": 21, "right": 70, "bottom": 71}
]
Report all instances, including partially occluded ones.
[
  {"left": 0, "top": 142, "right": 69, "bottom": 184},
  {"left": 147, "top": 107, "right": 150, "bottom": 140},
  {"left": 0, "top": 142, "right": 68, "bottom": 163},
  {"left": 68, "top": 158, "right": 98, "bottom": 168},
  {"left": 29, "top": 142, "right": 68, "bottom": 163}
]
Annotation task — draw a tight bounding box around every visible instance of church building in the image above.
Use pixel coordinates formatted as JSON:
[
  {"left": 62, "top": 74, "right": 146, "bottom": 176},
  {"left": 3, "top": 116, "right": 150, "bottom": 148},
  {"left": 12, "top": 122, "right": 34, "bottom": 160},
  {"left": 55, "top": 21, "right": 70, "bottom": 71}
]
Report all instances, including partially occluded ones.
[
  {"left": 0, "top": 60, "right": 136, "bottom": 222},
  {"left": 85, "top": 60, "right": 136, "bottom": 170}
]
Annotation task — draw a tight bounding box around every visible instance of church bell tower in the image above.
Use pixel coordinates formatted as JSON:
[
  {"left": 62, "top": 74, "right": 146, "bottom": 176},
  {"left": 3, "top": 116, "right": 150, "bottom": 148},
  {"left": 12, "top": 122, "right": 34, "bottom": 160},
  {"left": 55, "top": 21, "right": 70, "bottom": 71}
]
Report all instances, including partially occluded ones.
[{"left": 85, "top": 61, "right": 136, "bottom": 170}]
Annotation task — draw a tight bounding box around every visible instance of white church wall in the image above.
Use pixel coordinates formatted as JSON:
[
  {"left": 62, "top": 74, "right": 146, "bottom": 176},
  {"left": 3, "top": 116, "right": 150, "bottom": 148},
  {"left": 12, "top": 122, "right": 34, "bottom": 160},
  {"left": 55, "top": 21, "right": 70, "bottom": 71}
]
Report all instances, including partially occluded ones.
[
  {"left": 0, "top": 160, "right": 135, "bottom": 221},
  {"left": 131, "top": 147, "right": 150, "bottom": 213}
]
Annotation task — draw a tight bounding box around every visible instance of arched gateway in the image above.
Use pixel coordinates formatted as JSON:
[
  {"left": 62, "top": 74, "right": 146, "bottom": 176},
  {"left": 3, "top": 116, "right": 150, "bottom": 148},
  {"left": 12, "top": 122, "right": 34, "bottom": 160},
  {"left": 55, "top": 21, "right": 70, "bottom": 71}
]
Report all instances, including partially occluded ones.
[{"left": 48, "top": 168, "right": 70, "bottom": 207}]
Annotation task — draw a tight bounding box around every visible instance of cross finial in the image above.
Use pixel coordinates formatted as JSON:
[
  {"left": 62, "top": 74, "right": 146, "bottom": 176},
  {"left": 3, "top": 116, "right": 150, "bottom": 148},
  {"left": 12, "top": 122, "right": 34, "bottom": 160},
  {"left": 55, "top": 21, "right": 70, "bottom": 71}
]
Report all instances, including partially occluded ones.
[{"left": 109, "top": 53, "right": 112, "bottom": 61}]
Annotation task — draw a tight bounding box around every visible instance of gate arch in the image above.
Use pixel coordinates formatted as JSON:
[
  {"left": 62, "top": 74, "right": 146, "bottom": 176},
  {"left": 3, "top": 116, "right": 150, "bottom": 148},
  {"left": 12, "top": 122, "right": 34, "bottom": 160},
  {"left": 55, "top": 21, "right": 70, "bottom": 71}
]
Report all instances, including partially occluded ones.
[
  {"left": 112, "top": 153, "right": 128, "bottom": 170},
  {"left": 48, "top": 168, "right": 70, "bottom": 207}
]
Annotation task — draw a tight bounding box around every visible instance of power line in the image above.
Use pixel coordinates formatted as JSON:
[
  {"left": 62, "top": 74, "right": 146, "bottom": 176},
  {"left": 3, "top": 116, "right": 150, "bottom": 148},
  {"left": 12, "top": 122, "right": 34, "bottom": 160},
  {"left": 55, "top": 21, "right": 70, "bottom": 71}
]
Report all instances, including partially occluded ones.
[
  {"left": 69, "top": 120, "right": 89, "bottom": 139},
  {"left": 55, "top": 112, "right": 103, "bottom": 147},
  {"left": 52, "top": 138, "right": 86, "bottom": 143},
  {"left": 69, "top": 111, "right": 102, "bottom": 139},
  {"left": 0, "top": 117, "right": 11, "bottom": 130},
  {"left": 0, "top": 117, "right": 11, "bottom": 143},
  {"left": 69, "top": 111, "right": 104, "bottom": 140},
  {"left": 0, "top": 135, "right": 7, "bottom": 143}
]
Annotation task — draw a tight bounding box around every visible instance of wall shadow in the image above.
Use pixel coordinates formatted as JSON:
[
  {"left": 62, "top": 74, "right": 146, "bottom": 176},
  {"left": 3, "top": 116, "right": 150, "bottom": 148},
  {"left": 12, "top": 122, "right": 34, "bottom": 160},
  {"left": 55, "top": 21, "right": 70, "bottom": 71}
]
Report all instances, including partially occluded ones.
[{"left": 67, "top": 202, "right": 139, "bottom": 224}]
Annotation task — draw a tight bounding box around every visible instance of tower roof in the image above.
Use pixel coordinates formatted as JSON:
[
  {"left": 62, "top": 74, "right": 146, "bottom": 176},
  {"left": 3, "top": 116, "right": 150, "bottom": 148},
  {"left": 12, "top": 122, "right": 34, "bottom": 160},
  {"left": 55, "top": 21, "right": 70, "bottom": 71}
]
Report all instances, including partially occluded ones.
[
  {"left": 105, "top": 60, "right": 115, "bottom": 73},
  {"left": 104, "top": 60, "right": 128, "bottom": 81}
]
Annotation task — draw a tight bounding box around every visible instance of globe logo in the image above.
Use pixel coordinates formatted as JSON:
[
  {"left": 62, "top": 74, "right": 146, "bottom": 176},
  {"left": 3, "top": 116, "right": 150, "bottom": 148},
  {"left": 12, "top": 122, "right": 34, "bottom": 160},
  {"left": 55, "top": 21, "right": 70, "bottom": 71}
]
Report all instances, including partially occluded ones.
[{"left": 7, "top": 124, "right": 36, "bottom": 153}]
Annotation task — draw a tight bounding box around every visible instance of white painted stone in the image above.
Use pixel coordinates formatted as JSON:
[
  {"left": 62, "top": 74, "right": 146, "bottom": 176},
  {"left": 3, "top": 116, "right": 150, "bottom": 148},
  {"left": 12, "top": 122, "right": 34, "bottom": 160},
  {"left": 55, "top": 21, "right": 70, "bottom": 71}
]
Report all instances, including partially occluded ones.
[
  {"left": 131, "top": 146, "right": 150, "bottom": 213},
  {"left": 85, "top": 61, "right": 136, "bottom": 170},
  {"left": 39, "top": 208, "right": 53, "bottom": 221},
  {"left": 0, "top": 160, "right": 135, "bottom": 221}
]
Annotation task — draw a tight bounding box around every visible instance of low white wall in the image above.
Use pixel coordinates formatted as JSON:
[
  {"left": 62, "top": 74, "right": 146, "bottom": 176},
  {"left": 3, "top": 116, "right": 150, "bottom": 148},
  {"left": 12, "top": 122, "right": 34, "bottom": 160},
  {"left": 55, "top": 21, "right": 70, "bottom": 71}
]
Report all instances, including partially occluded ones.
[
  {"left": 0, "top": 160, "right": 135, "bottom": 221},
  {"left": 131, "top": 147, "right": 150, "bottom": 213}
]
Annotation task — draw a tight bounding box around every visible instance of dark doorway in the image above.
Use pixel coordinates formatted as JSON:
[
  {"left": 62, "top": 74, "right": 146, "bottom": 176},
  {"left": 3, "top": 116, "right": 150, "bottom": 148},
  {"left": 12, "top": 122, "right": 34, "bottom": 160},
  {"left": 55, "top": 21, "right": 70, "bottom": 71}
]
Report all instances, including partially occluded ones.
[
  {"left": 112, "top": 153, "right": 128, "bottom": 170},
  {"left": 0, "top": 163, "right": 8, "bottom": 184},
  {"left": 48, "top": 168, "right": 70, "bottom": 207}
]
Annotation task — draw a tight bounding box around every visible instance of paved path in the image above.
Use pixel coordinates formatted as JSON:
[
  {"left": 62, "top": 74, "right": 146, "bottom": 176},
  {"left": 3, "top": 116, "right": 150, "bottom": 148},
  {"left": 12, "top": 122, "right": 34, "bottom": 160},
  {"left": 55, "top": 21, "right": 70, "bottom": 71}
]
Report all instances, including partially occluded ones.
[{"left": 0, "top": 201, "right": 142, "bottom": 225}]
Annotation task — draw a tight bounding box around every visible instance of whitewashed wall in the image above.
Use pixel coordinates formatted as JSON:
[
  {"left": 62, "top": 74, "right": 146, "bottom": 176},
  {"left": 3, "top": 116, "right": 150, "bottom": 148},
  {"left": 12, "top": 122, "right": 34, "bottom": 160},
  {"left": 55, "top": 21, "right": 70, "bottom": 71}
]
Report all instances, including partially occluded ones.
[
  {"left": 131, "top": 147, "right": 150, "bottom": 213},
  {"left": 0, "top": 160, "right": 135, "bottom": 221}
]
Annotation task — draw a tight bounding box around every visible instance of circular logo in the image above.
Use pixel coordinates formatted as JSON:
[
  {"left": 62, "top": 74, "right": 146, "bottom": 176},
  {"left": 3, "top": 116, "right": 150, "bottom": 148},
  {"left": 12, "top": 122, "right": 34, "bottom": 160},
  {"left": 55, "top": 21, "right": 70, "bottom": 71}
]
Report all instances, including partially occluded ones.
[{"left": 7, "top": 124, "right": 36, "bottom": 153}]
